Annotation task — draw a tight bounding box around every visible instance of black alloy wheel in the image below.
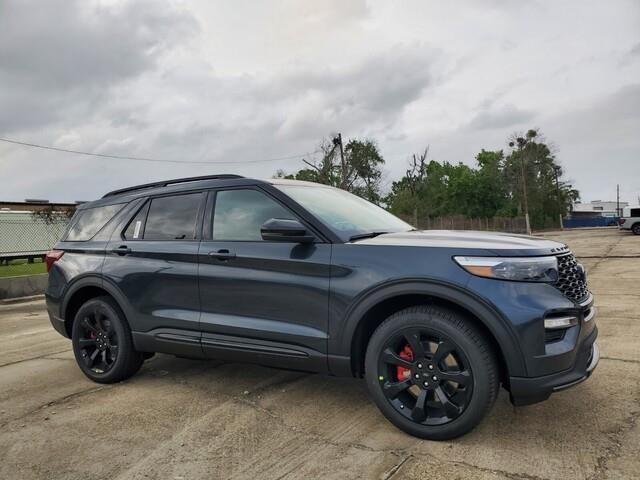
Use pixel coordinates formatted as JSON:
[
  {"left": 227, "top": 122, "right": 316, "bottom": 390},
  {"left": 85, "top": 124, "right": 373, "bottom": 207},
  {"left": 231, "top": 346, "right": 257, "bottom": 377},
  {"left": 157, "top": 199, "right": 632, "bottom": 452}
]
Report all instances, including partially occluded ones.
[
  {"left": 377, "top": 328, "right": 472, "bottom": 426},
  {"left": 77, "top": 306, "right": 119, "bottom": 374},
  {"left": 72, "top": 296, "right": 144, "bottom": 383},
  {"left": 632, "top": 224, "right": 640, "bottom": 235},
  {"left": 365, "top": 305, "right": 498, "bottom": 440}
]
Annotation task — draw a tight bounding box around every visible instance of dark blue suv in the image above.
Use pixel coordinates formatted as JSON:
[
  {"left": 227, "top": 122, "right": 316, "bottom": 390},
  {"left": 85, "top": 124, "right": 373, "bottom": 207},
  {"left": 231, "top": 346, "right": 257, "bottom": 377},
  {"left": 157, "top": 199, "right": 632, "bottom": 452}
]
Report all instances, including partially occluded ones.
[{"left": 45, "top": 174, "right": 598, "bottom": 439}]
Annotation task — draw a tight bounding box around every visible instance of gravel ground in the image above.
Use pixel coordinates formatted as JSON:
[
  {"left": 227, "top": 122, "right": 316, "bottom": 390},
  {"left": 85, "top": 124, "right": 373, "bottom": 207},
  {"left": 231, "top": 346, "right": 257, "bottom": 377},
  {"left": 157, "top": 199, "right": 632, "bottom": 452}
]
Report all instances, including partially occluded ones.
[{"left": 0, "top": 228, "right": 638, "bottom": 480}]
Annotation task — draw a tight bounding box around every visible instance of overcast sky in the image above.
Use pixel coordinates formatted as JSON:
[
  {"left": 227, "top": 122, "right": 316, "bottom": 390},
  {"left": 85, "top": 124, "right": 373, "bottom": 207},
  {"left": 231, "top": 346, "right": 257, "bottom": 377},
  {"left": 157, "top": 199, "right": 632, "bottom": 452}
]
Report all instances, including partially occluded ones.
[{"left": 1, "top": 0, "right": 639, "bottom": 204}]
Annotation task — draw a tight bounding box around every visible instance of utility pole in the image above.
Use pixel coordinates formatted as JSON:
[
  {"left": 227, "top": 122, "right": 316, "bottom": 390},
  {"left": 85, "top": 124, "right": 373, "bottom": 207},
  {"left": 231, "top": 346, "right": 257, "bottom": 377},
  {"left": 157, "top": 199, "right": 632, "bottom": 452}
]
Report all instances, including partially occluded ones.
[
  {"left": 333, "top": 133, "right": 346, "bottom": 190},
  {"left": 520, "top": 150, "right": 531, "bottom": 235},
  {"left": 554, "top": 166, "right": 563, "bottom": 229},
  {"left": 509, "top": 137, "right": 531, "bottom": 234},
  {"left": 617, "top": 184, "right": 620, "bottom": 217}
]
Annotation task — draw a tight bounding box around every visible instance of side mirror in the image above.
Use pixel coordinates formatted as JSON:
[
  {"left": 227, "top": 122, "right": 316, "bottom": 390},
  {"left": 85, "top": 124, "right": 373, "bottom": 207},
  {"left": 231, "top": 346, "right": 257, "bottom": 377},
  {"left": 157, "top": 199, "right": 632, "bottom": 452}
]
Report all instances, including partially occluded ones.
[{"left": 261, "top": 218, "right": 314, "bottom": 243}]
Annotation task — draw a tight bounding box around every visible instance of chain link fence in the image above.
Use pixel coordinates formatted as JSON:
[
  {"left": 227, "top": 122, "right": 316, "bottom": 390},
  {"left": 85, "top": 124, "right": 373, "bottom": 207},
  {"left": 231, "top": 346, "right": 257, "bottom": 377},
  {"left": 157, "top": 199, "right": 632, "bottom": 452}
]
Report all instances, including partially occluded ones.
[
  {"left": 397, "top": 214, "right": 528, "bottom": 234},
  {"left": 0, "top": 213, "right": 69, "bottom": 278}
]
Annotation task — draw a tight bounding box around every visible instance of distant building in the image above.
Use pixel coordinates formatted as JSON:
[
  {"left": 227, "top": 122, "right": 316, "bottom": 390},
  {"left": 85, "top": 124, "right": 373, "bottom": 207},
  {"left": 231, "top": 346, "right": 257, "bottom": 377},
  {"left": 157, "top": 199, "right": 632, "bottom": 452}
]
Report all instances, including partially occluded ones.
[
  {"left": 0, "top": 199, "right": 79, "bottom": 213},
  {"left": 571, "top": 200, "right": 628, "bottom": 218}
]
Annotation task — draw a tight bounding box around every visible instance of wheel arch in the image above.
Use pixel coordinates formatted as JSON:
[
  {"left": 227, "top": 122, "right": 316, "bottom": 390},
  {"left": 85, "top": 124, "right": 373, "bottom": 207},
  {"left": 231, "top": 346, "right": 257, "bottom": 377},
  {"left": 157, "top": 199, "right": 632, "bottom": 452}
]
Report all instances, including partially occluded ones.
[
  {"left": 340, "top": 280, "right": 526, "bottom": 380},
  {"left": 61, "top": 276, "right": 133, "bottom": 337}
]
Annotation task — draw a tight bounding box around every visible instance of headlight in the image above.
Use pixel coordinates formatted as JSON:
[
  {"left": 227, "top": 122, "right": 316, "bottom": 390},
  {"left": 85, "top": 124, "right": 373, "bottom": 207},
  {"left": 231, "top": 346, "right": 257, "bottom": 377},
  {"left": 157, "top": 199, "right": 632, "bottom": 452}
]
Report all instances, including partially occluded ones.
[{"left": 454, "top": 256, "right": 558, "bottom": 282}]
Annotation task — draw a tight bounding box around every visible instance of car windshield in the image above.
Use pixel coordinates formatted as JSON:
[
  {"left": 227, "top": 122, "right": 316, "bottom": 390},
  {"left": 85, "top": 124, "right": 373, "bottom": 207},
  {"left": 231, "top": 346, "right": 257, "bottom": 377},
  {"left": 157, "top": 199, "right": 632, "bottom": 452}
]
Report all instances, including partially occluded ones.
[{"left": 276, "top": 184, "right": 413, "bottom": 241}]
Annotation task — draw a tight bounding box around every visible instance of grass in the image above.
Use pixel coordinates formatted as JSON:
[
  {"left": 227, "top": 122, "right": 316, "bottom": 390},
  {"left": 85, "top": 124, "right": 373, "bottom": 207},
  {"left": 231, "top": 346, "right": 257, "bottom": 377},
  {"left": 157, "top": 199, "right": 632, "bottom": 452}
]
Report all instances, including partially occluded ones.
[{"left": 0, "top": 258, "right": 47, "bottom": 278}]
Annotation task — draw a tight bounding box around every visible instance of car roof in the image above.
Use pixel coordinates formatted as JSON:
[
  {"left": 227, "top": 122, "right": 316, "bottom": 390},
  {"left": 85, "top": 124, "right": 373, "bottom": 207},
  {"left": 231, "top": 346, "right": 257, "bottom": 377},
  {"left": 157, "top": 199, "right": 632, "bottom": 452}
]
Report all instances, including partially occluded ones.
[{"left": 79, "top": 174, "right": 323, "bottom": 210}]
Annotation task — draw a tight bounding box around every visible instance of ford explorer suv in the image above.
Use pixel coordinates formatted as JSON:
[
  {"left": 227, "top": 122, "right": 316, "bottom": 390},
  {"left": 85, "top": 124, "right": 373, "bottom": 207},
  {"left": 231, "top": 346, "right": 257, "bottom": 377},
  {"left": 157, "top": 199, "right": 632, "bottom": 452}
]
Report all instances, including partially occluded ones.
[
  {"left": 618, "top": 205, "right": 640, "bottom": 234},
  {"left": 45, "top": 174, "right": 598, "bottom": 439}
]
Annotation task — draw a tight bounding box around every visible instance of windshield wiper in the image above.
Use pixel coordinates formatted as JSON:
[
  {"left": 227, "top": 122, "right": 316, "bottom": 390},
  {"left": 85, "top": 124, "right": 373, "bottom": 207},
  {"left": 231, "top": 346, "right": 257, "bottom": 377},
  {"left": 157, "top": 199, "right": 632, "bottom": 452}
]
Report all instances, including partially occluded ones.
[{"left": 348, "top": 231, "right": 389, "bottom": 242}]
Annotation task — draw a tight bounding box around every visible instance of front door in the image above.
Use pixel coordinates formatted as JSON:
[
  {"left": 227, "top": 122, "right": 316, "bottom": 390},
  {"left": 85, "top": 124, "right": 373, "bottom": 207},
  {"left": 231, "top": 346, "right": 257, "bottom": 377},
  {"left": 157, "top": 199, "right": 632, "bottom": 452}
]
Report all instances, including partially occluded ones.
[{"left": 198, "top": 187, "right": 331, "bottom": 372}]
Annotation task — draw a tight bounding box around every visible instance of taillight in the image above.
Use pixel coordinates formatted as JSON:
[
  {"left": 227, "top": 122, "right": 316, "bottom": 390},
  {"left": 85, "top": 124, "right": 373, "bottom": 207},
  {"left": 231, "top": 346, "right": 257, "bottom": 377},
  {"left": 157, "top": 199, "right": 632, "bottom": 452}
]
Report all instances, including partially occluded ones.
[
  {"left": 619, "top": 218, "right": 626, "bottom": 225},
  {"left": 45, "top": 250, "right": 64, "bottom": 272}
]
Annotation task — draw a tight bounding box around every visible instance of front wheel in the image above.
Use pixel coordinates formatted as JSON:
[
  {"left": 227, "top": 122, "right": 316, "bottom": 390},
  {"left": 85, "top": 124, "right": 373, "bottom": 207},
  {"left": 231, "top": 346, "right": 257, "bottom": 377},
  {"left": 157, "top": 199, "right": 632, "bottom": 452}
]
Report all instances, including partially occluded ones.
[
  {"left": 364, "top": 305, "right": 499, "bottom": 440},
  {"left": 71, "top": 296, "right": 144, "bottom": 383}
]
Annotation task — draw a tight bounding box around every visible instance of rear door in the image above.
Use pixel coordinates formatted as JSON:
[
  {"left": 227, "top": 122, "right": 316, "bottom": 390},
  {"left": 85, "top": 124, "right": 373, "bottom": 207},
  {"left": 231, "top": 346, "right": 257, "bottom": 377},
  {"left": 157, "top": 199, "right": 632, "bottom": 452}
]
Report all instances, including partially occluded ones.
[
  {"left": 198, "top": 186, "right": 332, "bottom": 372},
  {"left": 103, "top": 191, "right": 205, "bottom": 355}
]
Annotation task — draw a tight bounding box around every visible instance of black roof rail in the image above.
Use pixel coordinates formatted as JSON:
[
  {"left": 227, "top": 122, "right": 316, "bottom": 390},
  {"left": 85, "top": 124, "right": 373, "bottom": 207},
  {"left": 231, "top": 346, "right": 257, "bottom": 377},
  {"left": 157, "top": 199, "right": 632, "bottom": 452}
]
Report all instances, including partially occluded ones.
[{"left": 102, "top": 174, "right": 244, "bottom": 198}]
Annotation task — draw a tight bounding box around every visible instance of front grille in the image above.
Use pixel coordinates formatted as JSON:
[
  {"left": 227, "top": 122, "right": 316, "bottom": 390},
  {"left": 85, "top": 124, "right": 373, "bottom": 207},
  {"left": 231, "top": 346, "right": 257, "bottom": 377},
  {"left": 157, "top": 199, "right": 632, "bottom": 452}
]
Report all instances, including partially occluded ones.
[{"left": 555, "top": 252, "right": 589, "bottom": 302}]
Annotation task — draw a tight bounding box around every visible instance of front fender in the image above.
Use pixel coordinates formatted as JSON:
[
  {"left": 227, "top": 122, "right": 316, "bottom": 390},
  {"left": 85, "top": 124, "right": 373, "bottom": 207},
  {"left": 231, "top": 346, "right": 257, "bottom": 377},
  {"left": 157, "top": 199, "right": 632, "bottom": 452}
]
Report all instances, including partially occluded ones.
[{"left": 329, "top": 279, "right": 527, "bottom": 378}]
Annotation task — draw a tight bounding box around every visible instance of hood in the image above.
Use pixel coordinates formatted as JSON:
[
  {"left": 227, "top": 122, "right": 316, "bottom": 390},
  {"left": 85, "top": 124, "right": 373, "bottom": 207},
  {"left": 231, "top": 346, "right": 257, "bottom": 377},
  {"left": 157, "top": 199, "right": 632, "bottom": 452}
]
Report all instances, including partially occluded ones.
[{"left": 351, "top": 230, "right": 568, "bottom": 256}]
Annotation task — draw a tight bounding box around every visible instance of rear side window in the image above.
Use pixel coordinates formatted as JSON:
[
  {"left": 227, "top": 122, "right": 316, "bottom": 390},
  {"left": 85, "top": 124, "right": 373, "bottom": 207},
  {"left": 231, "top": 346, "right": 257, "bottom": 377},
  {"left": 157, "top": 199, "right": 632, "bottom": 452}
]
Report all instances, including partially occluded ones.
[
  {"left": 631, "top": 208, "right": 640, "bottom": 217},
  {"left": 65, "top": 204, "right": 124, "bottom": 241},
  {"left": 123, "top": 202, "right": 150, "bottom": 240},
  {"left": 142, "top": 193, "right": 202, "bottom": 240},
  {"left": 212, "top": 189, "right": 296, "bottom": 241}
]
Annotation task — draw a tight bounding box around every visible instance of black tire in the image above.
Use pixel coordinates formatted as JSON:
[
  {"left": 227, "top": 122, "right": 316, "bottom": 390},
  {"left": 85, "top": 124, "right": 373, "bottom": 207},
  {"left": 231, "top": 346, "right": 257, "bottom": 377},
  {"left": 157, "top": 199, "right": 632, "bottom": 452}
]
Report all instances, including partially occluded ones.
[
  {"left": 632, "top": 224, "right": 640, "bottom": 235},
  {"left": 364, "top": 305, "right": 499, "bottom": 440},
  {"left": 71, "top": 296, "right": 144, "bottom": 383}
]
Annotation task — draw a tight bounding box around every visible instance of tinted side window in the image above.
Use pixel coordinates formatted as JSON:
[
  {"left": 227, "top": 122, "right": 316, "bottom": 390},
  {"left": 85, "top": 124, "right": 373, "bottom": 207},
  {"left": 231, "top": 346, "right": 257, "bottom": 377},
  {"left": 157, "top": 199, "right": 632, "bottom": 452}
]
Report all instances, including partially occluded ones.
[
  {"left": 123, "top": 202, "right": 150, "bottom": 240},
  {"left": 213, "top": 189, "right": 295, "bottom": 241},
  {"left": 631, "top": 208, "right": 640, "bottom": 217},
  {"left": 143, "top": 193, "right": 201, "bottom": 240},
  {"left": 66, "top": 204, "right": 124, "bottom": 241}
]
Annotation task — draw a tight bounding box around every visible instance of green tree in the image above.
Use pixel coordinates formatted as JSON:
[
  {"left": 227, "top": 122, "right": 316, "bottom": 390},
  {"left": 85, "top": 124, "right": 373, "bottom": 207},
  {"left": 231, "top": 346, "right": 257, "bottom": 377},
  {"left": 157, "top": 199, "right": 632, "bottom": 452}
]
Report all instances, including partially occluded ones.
[
  {"left": 386, "top": 129, "right": 577, "bottom": 228},
  {"left": 385, "top": 147, "right": 429, "bottom": 223},
  {"left": 281, "top": 128, "right": 578, "bottom": 230},
  {"left": 504, "top": 129, "right": 577, "bottom": 228},
  {"left": 275, "top": 136, "right": 385, "bottom": 203},
  {"left": 474, "top": 150, "right": 508, "bottom": 217},
  {"left": 387, "top": 151, "right": 508, "bottom": 220}
]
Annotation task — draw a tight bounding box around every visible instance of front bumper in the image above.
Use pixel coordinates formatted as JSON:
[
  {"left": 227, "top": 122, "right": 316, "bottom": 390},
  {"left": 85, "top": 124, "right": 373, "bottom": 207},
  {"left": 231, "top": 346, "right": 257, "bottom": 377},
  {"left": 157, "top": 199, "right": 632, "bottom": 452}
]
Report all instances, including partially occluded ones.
[{"left": 509, "top": 326, "right": 599, "bottom": 406}]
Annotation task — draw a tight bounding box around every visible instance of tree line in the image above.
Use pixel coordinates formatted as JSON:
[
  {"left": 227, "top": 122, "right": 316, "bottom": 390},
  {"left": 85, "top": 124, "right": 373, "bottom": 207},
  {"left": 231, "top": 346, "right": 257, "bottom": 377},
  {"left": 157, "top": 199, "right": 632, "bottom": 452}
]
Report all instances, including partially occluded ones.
[{"left": 275, "top": 129, "right": 580, "bottom": 229}]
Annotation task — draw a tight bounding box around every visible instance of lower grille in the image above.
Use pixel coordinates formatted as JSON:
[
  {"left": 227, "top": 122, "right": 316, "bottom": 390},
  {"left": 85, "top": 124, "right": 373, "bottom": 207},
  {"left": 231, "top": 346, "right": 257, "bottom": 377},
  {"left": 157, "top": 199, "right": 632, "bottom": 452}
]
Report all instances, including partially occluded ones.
[
  {"left": 545, "top": 329, "right": 566, "bottom": 343},
  {"left": 555, "top": 252, "right": 589, "bottom": 302}
]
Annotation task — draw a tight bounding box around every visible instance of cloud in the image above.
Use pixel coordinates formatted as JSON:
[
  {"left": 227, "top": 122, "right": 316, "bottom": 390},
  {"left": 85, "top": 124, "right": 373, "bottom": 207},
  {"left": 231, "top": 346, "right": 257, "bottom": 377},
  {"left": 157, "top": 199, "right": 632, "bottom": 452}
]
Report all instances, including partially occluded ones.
[
  {"left": 269, "top": 46, "right": 436, "bottom": 138},
  {"left": 467, "top": 104, "right": 535, "bottom": 130},
  {"left": 539, "top": 83, "right": 640, "bottom": 202},
  {"left": 0, "top": 0, "right": 639, "bottom": 204},
  {"left": 0, "top": 0, "right": 198, "bottom": 132}
]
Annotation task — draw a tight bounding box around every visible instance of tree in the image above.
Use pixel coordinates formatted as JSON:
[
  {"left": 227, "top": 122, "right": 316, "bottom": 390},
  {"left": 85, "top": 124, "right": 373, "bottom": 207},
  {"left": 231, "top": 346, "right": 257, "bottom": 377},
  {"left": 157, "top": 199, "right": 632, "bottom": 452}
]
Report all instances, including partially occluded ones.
[
  {"left": 280, "top": 128, "right": 578, "bottom": 229},
  {"left": 386, "top": 129, "right": 578, "bottom": 229},
  {"left": 386, "top": 148, "right": 429, "bottom": 223},
  {"left": 387, "top": 149, "right": 507, "bottom": 220},
  {"left": 275, "top": 136, "right": 386, "bottom": 203},
  {"left": 31, "top": 205, "right": 75, "bottom": 224},
  {"left": 474, "top": 150, "right": 508, "bottom": 218},
  {"left": 504, "top": 129, "right": 576, "bottom": 227}
]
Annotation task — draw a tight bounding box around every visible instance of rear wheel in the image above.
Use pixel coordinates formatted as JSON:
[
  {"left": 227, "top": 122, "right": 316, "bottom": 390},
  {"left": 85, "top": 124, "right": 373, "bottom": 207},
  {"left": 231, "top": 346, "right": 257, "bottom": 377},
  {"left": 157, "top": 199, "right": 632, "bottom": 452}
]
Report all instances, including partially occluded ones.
[
  {"left": 71, "top": 296, "right": 143, "bottom": 383},
  {"left": 364, "top": 305, "right": 498, "bottom": 440},
  {"left": 632, "top": 224, "right": 640, "bottom": 235}
]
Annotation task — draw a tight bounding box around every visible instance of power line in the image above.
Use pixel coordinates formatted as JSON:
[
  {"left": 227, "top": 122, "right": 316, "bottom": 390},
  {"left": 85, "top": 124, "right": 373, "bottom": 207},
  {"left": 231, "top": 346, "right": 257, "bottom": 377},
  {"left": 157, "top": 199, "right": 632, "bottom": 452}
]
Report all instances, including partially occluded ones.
[{"left": 0, "top": 137, "right": 319, "bottom": 165}]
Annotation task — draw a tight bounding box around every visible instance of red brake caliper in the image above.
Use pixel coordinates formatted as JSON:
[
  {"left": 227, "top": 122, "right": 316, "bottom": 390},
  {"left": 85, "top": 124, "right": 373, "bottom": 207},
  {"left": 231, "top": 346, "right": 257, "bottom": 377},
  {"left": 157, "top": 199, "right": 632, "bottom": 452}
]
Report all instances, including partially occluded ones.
[{"left": 396, "top": 344, "right": 414, "bottom": 381}]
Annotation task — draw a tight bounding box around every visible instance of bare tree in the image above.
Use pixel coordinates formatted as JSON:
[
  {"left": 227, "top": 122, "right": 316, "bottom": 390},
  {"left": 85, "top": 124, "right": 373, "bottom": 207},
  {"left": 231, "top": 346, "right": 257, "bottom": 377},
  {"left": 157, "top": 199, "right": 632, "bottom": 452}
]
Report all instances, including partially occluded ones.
[{"left": 31, "top": 206, "right": 75, "bottom": 225}]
